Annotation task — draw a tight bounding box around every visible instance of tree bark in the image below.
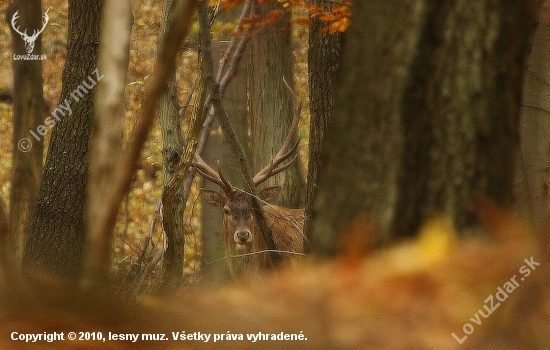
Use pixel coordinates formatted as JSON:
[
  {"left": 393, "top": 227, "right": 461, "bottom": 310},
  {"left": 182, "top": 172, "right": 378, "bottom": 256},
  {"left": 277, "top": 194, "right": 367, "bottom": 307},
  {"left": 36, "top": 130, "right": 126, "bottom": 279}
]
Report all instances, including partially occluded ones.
[
  {"left": 0, "top": 196, "right": 9, "bottom": 264},
  {"left": 201, "top": 11, "right": 249, "bottom": 283},
  {"left": 6, "top": 1, "right": 45, "bottom": 263},
  {"left": 248, "top": 3, "right": 304, "bottom": 208},
  {"left": 304, "top": 0, "right": 341, "bottom": 248},
  {"left": 310, "top": 0, "right": 541, "bottom": 255},
  {"left": 394, "top": 1, "right": 540, "bottom": 238},
  {"left": 515, "top": 2, "right": 550, "bottom": 235},
  {"left": 84, "top": 0, "right": 132, "bottom": 286},
  {"left": 156, "top": 0, "right": 186, "bottom": 292},
  {"left": 23, "top": 0, "right": 102, "bottom": 278}
]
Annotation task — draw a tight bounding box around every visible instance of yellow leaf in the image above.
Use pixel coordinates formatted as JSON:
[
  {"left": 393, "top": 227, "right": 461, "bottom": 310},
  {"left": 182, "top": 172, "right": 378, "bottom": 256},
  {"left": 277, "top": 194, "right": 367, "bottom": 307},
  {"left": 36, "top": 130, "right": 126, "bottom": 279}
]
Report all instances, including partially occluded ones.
[
  {"left": 377, "top": 215, "right": 456, "bottom": 275},
  {"left": 416, "top": 215, "right": 456, "bottom": 262}
]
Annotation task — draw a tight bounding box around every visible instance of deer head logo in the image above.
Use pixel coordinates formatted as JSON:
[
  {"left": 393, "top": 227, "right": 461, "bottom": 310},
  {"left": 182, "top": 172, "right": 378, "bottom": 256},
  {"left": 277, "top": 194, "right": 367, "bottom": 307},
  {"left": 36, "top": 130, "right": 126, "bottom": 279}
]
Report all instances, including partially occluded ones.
[{"left": 11, "top": 9, "right": 49, "bottom": 54}]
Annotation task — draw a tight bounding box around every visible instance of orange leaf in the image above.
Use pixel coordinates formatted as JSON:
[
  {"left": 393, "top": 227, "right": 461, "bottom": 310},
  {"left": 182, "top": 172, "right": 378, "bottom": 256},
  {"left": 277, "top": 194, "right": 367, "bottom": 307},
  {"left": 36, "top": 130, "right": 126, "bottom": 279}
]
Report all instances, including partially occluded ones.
[
  {"left": 221, "top": 0, "right": 244, "bottom": 11},
  {"left": 319, "top": 13, "right": 341, "bottom": 22},
  {"left": 328, "top": 17, "right": 350, "bottom": 34},
  {"left": 292, "top": 17, "right": 312, "bottom": 26},
  {"left": 306, "top": 4, "right": 323, "bottom": 15}
]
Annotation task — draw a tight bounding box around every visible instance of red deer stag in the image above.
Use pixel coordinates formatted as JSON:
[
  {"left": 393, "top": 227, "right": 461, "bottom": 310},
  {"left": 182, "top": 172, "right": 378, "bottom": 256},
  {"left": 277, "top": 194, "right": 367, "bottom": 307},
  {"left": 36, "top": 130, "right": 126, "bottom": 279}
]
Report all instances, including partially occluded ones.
[{"left": 194, "top": 110, "right": 304, "bottom": 277}]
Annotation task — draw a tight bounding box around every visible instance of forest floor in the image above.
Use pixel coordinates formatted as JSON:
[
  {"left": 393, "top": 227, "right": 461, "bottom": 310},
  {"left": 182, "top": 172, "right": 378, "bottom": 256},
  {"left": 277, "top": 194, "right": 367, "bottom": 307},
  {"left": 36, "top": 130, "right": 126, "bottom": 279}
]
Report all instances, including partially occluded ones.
[{"left": 0, "top": 0, "right": 309, "bottom": 290}]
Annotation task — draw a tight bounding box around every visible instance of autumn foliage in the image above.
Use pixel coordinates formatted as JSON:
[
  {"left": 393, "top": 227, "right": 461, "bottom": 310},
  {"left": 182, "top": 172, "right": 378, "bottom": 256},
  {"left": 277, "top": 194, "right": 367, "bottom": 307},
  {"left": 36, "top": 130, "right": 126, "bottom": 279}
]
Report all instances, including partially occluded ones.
[{"left": 222, "top": 0, "right": 352, "bottom": 35}]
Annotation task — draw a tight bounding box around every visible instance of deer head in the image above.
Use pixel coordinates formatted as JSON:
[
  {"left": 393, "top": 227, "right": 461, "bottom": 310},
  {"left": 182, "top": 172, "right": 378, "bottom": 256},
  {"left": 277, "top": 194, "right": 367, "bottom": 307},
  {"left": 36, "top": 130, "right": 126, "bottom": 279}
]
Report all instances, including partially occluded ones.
[
  {"left": 11, "top": 10, "right": 49, "bottom": 54},
  {"left": 199, "top": 186, "right": 282, "bottom": 250},
  {"left": 194, "top": 131, "right": 298, "bottom": 253}
]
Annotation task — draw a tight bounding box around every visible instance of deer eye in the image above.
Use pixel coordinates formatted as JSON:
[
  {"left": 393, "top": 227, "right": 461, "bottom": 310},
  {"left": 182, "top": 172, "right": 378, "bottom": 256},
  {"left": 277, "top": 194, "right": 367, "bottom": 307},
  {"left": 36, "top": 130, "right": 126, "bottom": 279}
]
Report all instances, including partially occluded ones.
[{"left": 223, "top": 207, "right": 230, "bottom": 215}]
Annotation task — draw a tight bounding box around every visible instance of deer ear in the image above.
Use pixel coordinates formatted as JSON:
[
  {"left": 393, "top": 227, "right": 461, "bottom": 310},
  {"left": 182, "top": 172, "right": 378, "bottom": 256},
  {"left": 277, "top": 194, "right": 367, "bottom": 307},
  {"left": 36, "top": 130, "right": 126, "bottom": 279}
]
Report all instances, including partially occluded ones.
[
  {"left": 258, "top": 186, "right": 281, "bottom": 203},
  {"left": 200, "top": 189, "right": 225, "bottom": 207}
]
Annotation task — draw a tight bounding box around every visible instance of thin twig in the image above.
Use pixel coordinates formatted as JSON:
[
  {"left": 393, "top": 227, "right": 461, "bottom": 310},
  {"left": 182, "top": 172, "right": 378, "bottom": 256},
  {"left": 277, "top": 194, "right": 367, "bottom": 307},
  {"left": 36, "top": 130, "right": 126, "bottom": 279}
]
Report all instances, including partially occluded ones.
[{"left": 200, "top": 249, "right": 305, "bottom": 272}]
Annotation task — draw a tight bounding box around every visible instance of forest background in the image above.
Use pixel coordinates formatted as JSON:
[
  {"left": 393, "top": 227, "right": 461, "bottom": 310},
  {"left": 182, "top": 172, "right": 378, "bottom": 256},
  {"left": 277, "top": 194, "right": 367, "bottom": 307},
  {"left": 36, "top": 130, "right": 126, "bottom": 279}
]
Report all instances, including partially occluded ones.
[{"left": 1, "top": 0, "right": 550, "bottom": 349}]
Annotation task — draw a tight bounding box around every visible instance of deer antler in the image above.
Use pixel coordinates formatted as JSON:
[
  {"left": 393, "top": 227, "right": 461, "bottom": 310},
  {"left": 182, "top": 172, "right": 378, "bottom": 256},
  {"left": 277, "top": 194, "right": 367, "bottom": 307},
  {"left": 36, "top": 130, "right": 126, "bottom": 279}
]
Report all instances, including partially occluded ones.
[
  {"left": 35, "top": 10, "right": 49, "bottom": 39},
  {"left": 252, "top": 77, "right": 301, "bottom": 186},
  {"left": 193, "top": 155, "right": 235, "bottom": 194},
  {"left": 11, "top": 11, "right": 25, "bottom": 37},
  {"left": 194, "top": 77, "right": 301, "bottom": 191},
  {"left": 11, "top": 9, "right": 49, "bottom": 53},
  {"left": 11, "top": 10, "right": 49, "bottom": 40}
]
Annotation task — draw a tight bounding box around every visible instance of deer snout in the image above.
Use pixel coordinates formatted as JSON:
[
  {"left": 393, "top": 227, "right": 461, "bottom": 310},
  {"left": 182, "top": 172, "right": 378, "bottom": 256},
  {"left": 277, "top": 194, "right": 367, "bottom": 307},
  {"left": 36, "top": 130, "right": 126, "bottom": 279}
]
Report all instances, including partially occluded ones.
[{"left": 234, "top": 229, "right": 251, "bottom": 245}]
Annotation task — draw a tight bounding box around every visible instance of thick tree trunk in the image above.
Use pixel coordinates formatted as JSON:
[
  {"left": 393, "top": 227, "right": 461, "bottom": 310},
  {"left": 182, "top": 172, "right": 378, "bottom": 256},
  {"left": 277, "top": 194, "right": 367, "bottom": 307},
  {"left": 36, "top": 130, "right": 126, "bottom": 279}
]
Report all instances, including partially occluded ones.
[
  {"left": 248, "top": 3, "right": 304, "bottom": 208},
  {"left": 515, "top": 3, "right": 550, "bottom": 235},
  {"left": 201, "top": 29, "right": 249, "bottom": 284},
  {"left": 304, "top": 0, "right": 341, "bottom": 247},
  {"left": 310, "top": 1, "right": 425, "bottom": 254},
  {"left": 394, "top": 1, "right": 540, "bottom": 238},
  {"left": 6, "top": 1, "right": 45, "bottom": 263},
  {"left": 23, "top": 0, "right": 102, "bottom": 278},
  {"left": 310, "top": 0, "right": 540, "bottom": 255}
]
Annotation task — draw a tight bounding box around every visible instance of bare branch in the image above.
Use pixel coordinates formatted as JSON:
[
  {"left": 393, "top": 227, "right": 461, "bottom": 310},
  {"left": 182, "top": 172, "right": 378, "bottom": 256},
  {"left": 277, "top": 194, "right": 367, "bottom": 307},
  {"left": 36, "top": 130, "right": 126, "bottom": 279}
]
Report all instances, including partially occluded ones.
[{"left": 180, "top": 0, "right": 253, "bottom": 205}]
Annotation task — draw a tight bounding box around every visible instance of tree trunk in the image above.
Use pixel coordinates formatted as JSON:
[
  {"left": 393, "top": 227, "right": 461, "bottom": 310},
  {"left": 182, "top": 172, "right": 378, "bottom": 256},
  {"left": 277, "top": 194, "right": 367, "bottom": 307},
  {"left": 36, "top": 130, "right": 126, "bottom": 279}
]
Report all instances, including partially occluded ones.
[
  {"left": 157, "top": 0, "right": 186, "bottom": 291},
  {"left": 248, "top": 3, "right": 304, "bottom": 208},
  {"left": 201, "top": 23, "right": 249, "bottom": 283},
  {"left": 310, "top": 0, "right": 541, "bottom": 255},
  {"left": 84, "top": 0, "right": 132, "bottom": 286},
  {"left": 515, "top": 2, "right": 550, "bottom": 235},
  {"left": 304, "top": 0, "right": 342, "bottom": 247},
  {"left": 6, "top": 1, "right": 45, "bottom": 263},
  {"left": 23, "top": 0, "right": 102, "bottom": 278},
  {"left": 0, "top": 196, "right": 10, "bottom": 264}
]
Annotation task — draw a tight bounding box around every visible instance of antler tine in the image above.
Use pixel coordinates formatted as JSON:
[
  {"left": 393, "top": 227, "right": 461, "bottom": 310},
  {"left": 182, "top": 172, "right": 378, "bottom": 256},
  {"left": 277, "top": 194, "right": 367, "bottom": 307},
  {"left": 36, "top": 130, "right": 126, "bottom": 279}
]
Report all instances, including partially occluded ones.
[
  {"left": 11, "top": 9, "right": 49, "bottom": 40},
  {"left": 216, "top": 160, "right": 234, "bottom": 193},
  {"left": 193, "top": 155, "right": 222, "bottom": 185},
  {"left": 11, "top": 11, "right": 25, "bottom": 36},
  {"left": 253, "top": 139, "right": 299, "bottom": 185},
  {"left": 29, "top": 10, "right": 49, "bottom": 40},
  {"left": 280, "top": 77, "right": 301, "bottom": 157},
  {"left": 253, "top": 77, "right": 301, "bottom": 186},
  {"left": 193, "top": 154, "right": 234, "bottom": 193}
]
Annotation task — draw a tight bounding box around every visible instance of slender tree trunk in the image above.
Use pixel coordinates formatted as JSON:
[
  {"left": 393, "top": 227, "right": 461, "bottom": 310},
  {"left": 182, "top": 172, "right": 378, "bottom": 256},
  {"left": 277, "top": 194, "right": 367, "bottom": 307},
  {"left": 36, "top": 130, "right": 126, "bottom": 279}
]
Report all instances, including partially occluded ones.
[
  {"left": 310, "top": 0, "right": 541, "bottom": 255},
  {"left": 0, "top": 196, "right": 10, "bottom": 265},
  {"left": 23, "top": 0, "right": 102, "bottom": 278},
  {"left": 84, "top": 0, "right": 132, "bottom": 286},
  {"left": 157, "top": 0, "right": 186, "bottom": 291},
  {"left": 6, "top": 1, "right": 45, "bottom": 263},
  {"left": 304, "top": 0, "right": 341, "bottom": 247},
  {"left": 248, "top": 3, "right": 304, "bottom": 208}
]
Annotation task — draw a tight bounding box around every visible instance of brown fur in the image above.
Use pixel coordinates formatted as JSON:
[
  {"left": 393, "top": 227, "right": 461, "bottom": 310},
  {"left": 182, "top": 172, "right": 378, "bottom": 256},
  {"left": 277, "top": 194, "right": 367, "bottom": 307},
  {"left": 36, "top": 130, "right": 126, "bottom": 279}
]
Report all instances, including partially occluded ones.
[{"left": 201, "top": 188, "right": 304, "bottom": 277}]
